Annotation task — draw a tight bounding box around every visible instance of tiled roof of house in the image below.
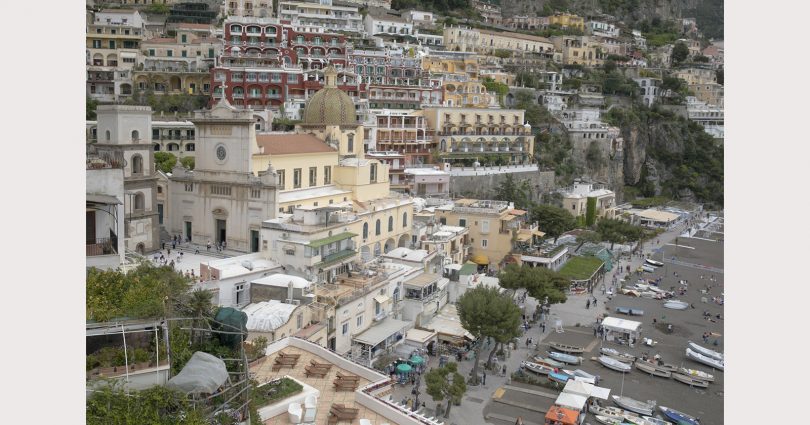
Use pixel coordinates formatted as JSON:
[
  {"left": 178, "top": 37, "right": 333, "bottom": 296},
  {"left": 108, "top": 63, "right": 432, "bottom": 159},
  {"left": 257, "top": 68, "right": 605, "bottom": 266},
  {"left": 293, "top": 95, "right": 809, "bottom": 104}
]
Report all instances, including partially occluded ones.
[{"left": 255, "top": 134, "right": 337, "bottom": 155}]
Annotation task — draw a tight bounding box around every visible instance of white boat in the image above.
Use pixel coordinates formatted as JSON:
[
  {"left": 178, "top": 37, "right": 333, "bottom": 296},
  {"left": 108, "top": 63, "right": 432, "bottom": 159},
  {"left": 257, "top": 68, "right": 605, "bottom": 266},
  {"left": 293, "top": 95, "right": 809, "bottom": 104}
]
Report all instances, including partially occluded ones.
[
  {"left": 590, "top": 403, "right": 640, "bottom": 420},
  {"left": 671, "top": 372, "right": 710, "bottom": 388},
  {"left": 566, "top": 368, "right": 600, "bottom": 382},
  {"left": 521, "top": 361, "right": 554, "bottom": 375},
  {"left": 685, "top": 347, "right": 724, "bottom": 371},
  {"left": 645, "top": 259, "right": 664, "bottom": 267},
  {"left": 612, "top": 396, "right": 656, "bottom": 416},
  {"left": 633, "top": 360, "right": 672, "bottom": 378},
  {"left": 663, "top": 300, "right": 689, "bottom": 310},
  {"left": 548, "top": 351, "right": 582, "bottom": 365},
  {"left": 595, "top": 415, "right": 629, "bottom": 425},
  {"left": 598, "top": 356, "right": 632, "bottom": 373},
  {"left": 532, "top": 356, "right": 565, "bottom": 368},
  {"left": 687, "top": 341, "right": 724, "bottom": 361},
  {"left": 601, "top": 347, "right": 636, "bottom": 363},
  {"left": 677, "top": 367, "right": 715, "bottom": 382},
  {"left": 629, "top": 416, "right": 671, "bottom": 425},
  {"left": 548, "top": 341, "right": 585, "bottom": 354}
]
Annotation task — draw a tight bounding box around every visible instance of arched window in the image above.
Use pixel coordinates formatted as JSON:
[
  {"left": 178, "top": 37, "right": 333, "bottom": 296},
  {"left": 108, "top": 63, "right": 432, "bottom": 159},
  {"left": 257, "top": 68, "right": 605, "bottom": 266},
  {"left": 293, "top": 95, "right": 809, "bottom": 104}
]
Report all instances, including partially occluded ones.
[
  {"left": 105, "top": 130, "right": 110, "bottom": 141},
  {"left": 375, "top": 219, "right": 381, "bottom": 236},
  {"left": 153, "top": 143, "right": 160, "bottom": 151},
  {"left": 131, "top": 154, "right": 143, "bottom": 174},
  {"left": 347, "top": 134, "right": 354, "bottom": 153},
  {"left": 131, "top": 130, "right": 139, "bottom": 141},
  {"left": 185, "top": 143, "right": 195, "bottom": 151},
  {"left": 403, "top": 212, "right": 408, "bottom": 227},
  {"left": 363, "top": 222, "right": 368, "bottom": 239},
  {"left": 134, "top": 192, "right": 145, "bottom": 211},
  {"left": 388, "top": 216, "right": 394, "bottom": 232}
]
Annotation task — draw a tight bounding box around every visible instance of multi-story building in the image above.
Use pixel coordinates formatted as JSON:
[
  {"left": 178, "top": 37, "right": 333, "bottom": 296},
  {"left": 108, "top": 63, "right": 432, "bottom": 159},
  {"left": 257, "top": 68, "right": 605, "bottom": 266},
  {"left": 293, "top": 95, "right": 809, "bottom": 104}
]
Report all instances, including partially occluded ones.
[
  {"left": 94, "top": 105, "right": 161, "bottom": 254},
  {"left": 560, "top": 182, "right": 617, "bottom": 219},
  {"left": 689, "top": 82, "right": 724, "bottom": 107},
  {"left": 587, "top": 21, "right": 620, "bottom": 38},
  {"left": 420, "top": 225, "right": 468, "bottom": 265},
  {"left": 86, "top": 9, "right": 145, "bottom": 101},
  {"left": 404, "top": 10, "right": 435, "bottom": 27},
  {"left": 558, "top": 108, "right": 620, "bottom": 144},
  {"left": 504, "top": 15, "right": 545, "bottom": 31},
  {"left": 86, "top": 146, "right": 126, "bottom": 270},
  {"left": 372, "top": 110, "right": 435, "bottom": 170},
  {"left": 686, "top": 96, "right": 724, "bottom": 139},
  {"left": 444, "top": 26, "right": 556, "bottom": 58},
  {"left": 167, "top": 2, "right": 219, "bottom": 25},
  {"left": 349, "top": 48, "right": 443, "bottom": 109},
  {"left": 678, "top": 38, "right": 703, "bottom": 57},
  {"left": 551, "top": 36, "right": 605, "bottom": 66},
  {"left": 632, "top": 30, "right": 647, "bottom": 50},
  {"left": 633, "top": 77, "right": 662, "bottom": 107},
  {"left": 673, "top": 66, "right": 718, "bottom": 85},
  {"left": 421, "top": 55, "right": 480, "bottom": 82},
  {"left": 134, "top": 24, "right": 221, "bottom": 97},
  {"left": 364, "top": 7, "right": 414, "bottom": 37},
  {"left": 433, "top": 199, "right": 533, "bottom": 269},
  {"left": 422, "top": 107, "right": 535, "bottom": 165},
  {"left": 471, "top": 0, "right": 502, "bottom": 25},
  {"left": 278, "top": 0, "right": 364, "bottom": 33},
  {"left": 403, "top": 167, "right": 451, "bottom": 197},
  {"left": 366, "top": 151, "right": 407, "bottom": 190},
  {"left": 415, "top": 31, "right": 444, "bottom": 48},
  {"left": 149, "top": 117, "right": 197, "bottom": 156},
  {"left": 442, "top": 81, "right": 497, "bottom": 108},
  {"left": 210, "top": 17, "right": 358, "bottom": 108},
  {"left": 593, "top": 35, "right": 629, "bottom": 57},
  {"left": 548, "top": 13, "right": 586, "bottom": 31},
  {"left": 225, "top": 0, "right": 274, "bottom": 18}
]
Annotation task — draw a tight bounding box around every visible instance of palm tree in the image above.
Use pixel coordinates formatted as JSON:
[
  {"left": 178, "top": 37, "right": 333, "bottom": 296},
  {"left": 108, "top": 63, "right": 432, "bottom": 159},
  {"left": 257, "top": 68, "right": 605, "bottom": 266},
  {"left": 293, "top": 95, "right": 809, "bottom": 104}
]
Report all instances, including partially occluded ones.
[{"left": 185, "top": 289, "right": 213, "bottom": 345}]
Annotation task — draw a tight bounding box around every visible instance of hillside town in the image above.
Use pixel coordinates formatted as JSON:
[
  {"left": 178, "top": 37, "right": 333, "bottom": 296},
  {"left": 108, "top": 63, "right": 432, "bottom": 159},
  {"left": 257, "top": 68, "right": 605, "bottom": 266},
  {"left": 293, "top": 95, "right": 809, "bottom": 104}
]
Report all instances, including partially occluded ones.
[{"left": 85, "top": 1, "right": 724, "bottom": 425}]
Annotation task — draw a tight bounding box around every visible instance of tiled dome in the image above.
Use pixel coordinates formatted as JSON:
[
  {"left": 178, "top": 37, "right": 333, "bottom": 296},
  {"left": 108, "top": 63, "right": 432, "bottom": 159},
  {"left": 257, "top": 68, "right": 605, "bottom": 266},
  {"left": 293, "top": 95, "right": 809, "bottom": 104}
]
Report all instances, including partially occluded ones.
[{"left": 302, "top": 65, "right": 357, "bottom": 126}]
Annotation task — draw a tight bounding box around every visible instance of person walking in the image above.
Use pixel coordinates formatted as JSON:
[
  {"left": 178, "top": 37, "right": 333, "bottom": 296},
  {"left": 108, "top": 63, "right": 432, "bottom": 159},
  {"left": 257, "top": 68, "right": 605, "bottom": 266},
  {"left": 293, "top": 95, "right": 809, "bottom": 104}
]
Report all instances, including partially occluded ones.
[
  {"left": 207, "top": 241, "right": 211, "bottom": 251},
  {"left": 541, "top": 322, "right": 546, "bottom": 333},
  {"left": 482, "top": 370, "right": 487, "bottom": 385},
  {"left": 586, "top": 299, "right": 590, "bottom": 309},
  {"left": 593, "top": 299, "right": 598, "bottom": 307},
  {"left": 502, "top": 364, "right": 507, "bottom": 376}
]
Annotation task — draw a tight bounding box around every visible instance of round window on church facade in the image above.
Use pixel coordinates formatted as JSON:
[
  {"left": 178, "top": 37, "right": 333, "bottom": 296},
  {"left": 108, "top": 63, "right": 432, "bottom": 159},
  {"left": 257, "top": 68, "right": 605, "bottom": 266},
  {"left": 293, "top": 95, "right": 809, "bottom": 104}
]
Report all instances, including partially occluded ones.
[{"left": 216, "top": 145, "right": 227, "bottom": 162}]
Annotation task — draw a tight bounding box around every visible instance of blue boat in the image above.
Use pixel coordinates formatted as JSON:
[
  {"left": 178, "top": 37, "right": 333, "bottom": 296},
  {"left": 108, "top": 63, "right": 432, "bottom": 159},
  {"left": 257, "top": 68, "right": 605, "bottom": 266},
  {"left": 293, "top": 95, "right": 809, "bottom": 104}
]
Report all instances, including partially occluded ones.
[
  {"left": 548, "top": 371, "right": 572, "bottom": 384},
  {"left": 616, "top": 307, "right": 645, "bottom": 316},
  {"left": 659, "top": 406, "right": 700, "bottom": 425},
  {"left": 547, "top": 351, "right": 582, "bottom": 364}
]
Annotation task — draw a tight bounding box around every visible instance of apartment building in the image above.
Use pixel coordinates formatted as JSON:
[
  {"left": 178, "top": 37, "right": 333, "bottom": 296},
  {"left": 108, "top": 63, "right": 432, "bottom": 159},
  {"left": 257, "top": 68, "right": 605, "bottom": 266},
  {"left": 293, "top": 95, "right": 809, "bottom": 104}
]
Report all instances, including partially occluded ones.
[
  {"left": 471, "top": 0, "right": 502, "bottom": 25},
  {"left": 587, "top": 21, "right": 620, "bottom": 37},
  {"left": 422, "top": 107, "right": 535, "bottom": 165},
  {"left": 86, "top": 9, "right": 145, "bottom": 101},
  {"left": 633, "top": 77, "right": 662, "bottom": 107},
  {"left": 349, "top": 48, "right": 443, "bottom": 110},
  {"left": 444, "top": 26, "right": 555, "bottom": 58},
  {"left": 403, "top": 168, "right": 451, "bottom": 197},
  {"left": 278, "top": 0, "right": 364, "bottom": 33},
  {"left": 548, "top": 13, "right": 586, "bottom": 31},
  {"left": 364, "top": 7, "right": 414, "bottom": 37},
  {"left": 686, "top": 96, "right": 724, "bottom": 139},
  {"left": 372, "top": 111, "right": 435, "bottom": 170},
  {"left": 551, "top": 36, "right": 605, "bottom": 66},
  {"left": 225, "top": 0, "right": 274, "bottom": 18},
  {"left": 560, "top": 182, "right": 617, "bottom": 219},
  {"left": 689, "top": 82, "right": 724, "bottom": 107},
  {"left": 504, "top": 15, "right": 545, "bottom": 31}
]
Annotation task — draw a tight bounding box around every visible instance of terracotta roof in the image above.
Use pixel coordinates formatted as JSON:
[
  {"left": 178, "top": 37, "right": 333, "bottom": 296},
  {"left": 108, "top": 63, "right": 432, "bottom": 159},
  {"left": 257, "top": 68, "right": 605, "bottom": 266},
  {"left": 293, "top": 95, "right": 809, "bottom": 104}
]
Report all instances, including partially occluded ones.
[{"left": 255, "top": 134, "right": 337, "bottom": 155}]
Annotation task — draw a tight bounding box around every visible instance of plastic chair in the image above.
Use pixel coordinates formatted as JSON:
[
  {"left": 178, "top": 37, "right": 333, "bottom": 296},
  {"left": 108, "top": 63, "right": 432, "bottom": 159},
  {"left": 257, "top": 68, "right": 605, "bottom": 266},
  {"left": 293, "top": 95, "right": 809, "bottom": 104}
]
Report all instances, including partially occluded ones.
[
  {"left": 304, "top": 395, "right": 317, "bottom": 422},
  {"left": 288, "top": 402, "right": 303, "bottom": 424}
]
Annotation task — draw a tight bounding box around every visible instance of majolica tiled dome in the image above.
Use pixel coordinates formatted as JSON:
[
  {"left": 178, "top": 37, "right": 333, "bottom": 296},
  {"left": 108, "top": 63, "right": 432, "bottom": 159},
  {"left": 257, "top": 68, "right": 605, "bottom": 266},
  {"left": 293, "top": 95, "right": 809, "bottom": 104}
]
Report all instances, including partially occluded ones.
[{"left": 302, "top": 65, "right": 357, "bottom": 126}]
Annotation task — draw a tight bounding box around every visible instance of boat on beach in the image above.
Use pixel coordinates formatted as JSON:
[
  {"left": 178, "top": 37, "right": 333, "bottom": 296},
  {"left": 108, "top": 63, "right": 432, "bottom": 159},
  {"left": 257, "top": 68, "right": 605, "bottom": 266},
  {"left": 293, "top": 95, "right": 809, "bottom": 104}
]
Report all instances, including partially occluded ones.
[
  {"left": 564, "top": 368, "right": 600, "bottom": 383},
  {"left": 659, "top": 406, "right": 700, "bottom": 425},
  {"left": 532, "top": 356, "right": 565, "bottom": 368},
  {"left": 671, "top": 372, "right": 710, "bottom": 388},
  {"left": 598, "top": 355, "right": 632, "bottom": 373},
  {"left": 548, "top": 370, "right": 573, "bottom": 384},
  {"left": 663, "top": 300, "right": 690, "bottom": 310},
  {"left": 612, "top": 396, "right": 656, "bottom": 416},
  {"left": 600, "top": 347, "right": 637, "bottom": 363},
  {"left": 521, "top": 361, "right": 554, "bottom": 375},
  {"left": 547, "top": 351, "right": 582, "bottom": 365},
  {"left": 595, "top": 415, "right": 634, "bottom": 425},
  {"left": 677, "top": 367, "right": 714, "bottom": 382},
  {"left": 636, "top": 358, "right": 678, "bottom": 373},
  {"left": 686, "top": 347, "right": 724, "bottom": 370},
  {"left": 687, "top": 341, "right": 724, "bottom": 361},
  {"left": 633, "top": 360, "right": 672, "bottom": 378},
  {"left": 548, "top": 341, "right": 585, "bottom": 354},
  {"left": 589, "top": 403, "right": 640, "bottom": 421}
]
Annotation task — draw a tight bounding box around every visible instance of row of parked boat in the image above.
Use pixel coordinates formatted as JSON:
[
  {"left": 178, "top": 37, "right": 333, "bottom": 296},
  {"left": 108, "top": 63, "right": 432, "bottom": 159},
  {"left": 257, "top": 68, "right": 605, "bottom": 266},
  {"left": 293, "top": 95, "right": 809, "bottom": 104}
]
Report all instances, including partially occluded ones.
[
  {"left": 591, "top": 399, "right": 701, "bottom": 425},
  {"left": 593, "top": 346, "right": 718, "bottom": 388}
]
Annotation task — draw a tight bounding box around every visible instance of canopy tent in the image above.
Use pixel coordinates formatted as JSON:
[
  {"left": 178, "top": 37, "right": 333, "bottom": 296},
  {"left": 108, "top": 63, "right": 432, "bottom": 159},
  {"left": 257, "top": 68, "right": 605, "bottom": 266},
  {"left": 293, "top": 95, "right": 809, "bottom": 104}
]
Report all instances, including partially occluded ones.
[
  {"left": 243, "top": 301, "right": 297, "bottom": 332},
  {"left": 470, "top": 254, "right": 489, "bottom": 265},
  {"left": 404, "top": 328, "right": 437, "bottom": 346},
  {"left": 554, "top": 392, "right": 588, "bottom": 411},
  {"left": 563, "top": 380, "right": 610, "bottom": 400},
  {"left": 601, "top": 316, "right": 643, "bottom": 345},
  {"left": 545, "top": 406, "right": 579, "bottom": 425},
  {"left": 166, "top": 352, "right": 229, "bottom": 395}
]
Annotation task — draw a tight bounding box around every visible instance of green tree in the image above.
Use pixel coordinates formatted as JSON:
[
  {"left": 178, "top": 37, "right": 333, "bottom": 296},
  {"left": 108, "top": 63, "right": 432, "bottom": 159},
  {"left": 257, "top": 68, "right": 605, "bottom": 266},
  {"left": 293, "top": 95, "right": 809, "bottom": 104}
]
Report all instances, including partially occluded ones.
[
  {"left": 424, "top": 362, "right": 467, "bottom": 418},
  {"left": 693, "top": 55, "right": 710, "bottom": 63},
  {"left": 87, "top": 381, "right": 208, "bottom": 425},
  {"left": 595, "top": 219, "right": 645, "bottom": 249},
  {"left": 494, "top": 174, "right": 531, "bottom": 210},
  {"left": 603, "top": 60, "right": 617, "bottom": 73},
  {"left": 671, "top": 41, "right": 689, "bottom": 65},
  {"left": 585, "top": 141, "right": 604, "bottom": 170},
  {"left": 498, "top": 264, "right": 569, "bottom": 306},
  {"left": 457, "top": 286, "right": 521, "bottom": 384},
  {"left": 530, "top": 204, "right": 576, "bottom": 242},
  {"left": 145, "top": 3, "right": 171, "bottom": 14},
  {"left": 87, "top": 97, "right": 98, "bottom": 120},
  {"left": 493, "top": 49, "right": 512, "bottom": 59},
  {"left": 154, "top": 152, "right": 178, "bottom": 173},
  {"left": 482, "top": 77, "right": 509, "bottom": 106},
  {"left": 183, "top": 289, "right": 214, "bottom": 345},
  {"left": 585, "top": 197, "right": 597, "bottom": 226},
  {"left": 180, "top": 156, "right": 196, "bottom": 170}
]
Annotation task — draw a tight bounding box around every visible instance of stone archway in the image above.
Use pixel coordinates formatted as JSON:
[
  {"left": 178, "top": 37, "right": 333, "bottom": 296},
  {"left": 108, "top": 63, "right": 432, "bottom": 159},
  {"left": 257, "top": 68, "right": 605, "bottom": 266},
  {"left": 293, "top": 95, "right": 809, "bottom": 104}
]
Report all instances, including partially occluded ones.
[
  {"left": 360, "top": 245, "right": 371, "bottom": 262},
  {"left": 136, "top": 243, "right": 145, "bottom": 255},
  {"left": 373, "top": 242, "right": 381, "bottom": 257},
  {"left": 383, "top": 238, "right": 395, "bottom": 254},
  {"left": 398, "top": 234, "right": 410, "bottom": 248}
]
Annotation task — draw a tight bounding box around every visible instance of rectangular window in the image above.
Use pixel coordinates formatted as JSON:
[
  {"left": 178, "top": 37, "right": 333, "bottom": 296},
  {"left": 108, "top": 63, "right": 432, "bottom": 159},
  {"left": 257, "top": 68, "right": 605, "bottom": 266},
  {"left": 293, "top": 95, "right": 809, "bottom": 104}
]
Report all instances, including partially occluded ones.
[
  {"left": 108, "top": 40, "right": 115, "bottom": 49},
  {"left": 181, "top": 34, "right": 187, "bottom": 43},
  {"left": 166, "top": 50, "right": 173, "bottom": 57},
  {"left": 293, "top": 168, "right": 302, "bottom": 188},
  {"left": 309, "top": 167, "right": 317, "bottom": 187},
  {"left": 356, "top": 316, "right": 363, "bottom": 327},
  {"left": 250, "top": 188, "right": 261, "bottom": 198},
  {"left": 370, "top": 164, "right": 377, "bottom": 182},
  {"left": 459, "top": 218, "right": 467, "bottom": 227},
  {"left": 93, "top": 40, "right": 102, "bottom": 48},
  {"left": 152, "top": 129, "right": 160, "bottom": 140},
  {"left": 211, "top": 185, "right": 232, "bottom": 196},
  {"left": 122, "top": 57, "right": 135, "bottom": 63},
  {"left": 482, "top": 239, "right": 488, "bottom": 248},
  {"left": 297, "top": 314, "right": 303, "bottom": 329},
  {"left": 481, "top": 220, "right": 490, "bottom": 233},
  {"left": 278, "top": 170, "right": 285, "bottom": 188},
  {"left": 184, "top": 183, "right": 194, "bottom": 192},
  {"left": 208, "top": 48, "right": 215, "bottom": 58},
  {"left": 148, "top": 49, "right": 155, "bottom": 56},
  {"left": 181, "top": 50, "right": 187, "bottom": 57},
  {"left": 342, "top": 322, "right": 349, "bottom": 335},
  {"left": 324, "top": 166, "right": 331, "bottom": 184},
  {"left": 287, "top": 74, "right": 298, "bottom": 83}
]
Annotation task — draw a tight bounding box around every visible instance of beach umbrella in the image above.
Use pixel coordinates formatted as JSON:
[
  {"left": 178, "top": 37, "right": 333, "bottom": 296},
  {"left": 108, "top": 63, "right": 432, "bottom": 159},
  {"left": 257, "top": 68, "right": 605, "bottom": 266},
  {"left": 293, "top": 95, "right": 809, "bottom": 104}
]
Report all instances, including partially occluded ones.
[
  {"left": 396, "top": 363, "right": 412, "bottom": 374},
  {"left": 409, "top": 355, "right": 424, "bottom": 365}
]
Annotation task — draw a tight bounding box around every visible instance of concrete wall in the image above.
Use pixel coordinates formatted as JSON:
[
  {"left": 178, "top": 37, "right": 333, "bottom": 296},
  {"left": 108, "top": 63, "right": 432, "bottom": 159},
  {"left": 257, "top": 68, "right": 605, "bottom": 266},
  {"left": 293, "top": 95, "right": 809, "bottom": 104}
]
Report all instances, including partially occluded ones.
[{"left": 449, "top": 170, "right": 556, "bottom": 200}]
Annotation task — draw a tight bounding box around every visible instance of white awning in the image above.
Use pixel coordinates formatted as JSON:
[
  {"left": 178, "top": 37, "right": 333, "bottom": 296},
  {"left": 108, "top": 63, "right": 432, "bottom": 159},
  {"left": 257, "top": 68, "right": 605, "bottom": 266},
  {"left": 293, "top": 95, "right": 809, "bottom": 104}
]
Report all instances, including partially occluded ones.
[
  {"left": 353, "top": 318, "right": 411, "bottom": 347},
  {"left": 555, "top": 392, "right": 588, "bottom": 410},
  {"left": 563, "top": 380, "right": 610, "bottom": 400},
  {"left": 119, "top": 52, "right": 137, "bottom": 58},
  {"left": 601, "top": 317, "right": 642, "bottom": 333},
  {"left": 405, "top": 328, "right": 437, "bottom": 345},
  {"left": 374, "top": 295, "right": 391, "bottom": 305}
]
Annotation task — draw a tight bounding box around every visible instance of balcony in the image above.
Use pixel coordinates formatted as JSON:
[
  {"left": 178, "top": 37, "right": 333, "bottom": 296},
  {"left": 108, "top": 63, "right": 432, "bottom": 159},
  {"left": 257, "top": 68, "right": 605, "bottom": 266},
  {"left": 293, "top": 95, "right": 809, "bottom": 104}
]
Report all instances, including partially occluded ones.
[
  {"left": 232, "top": 93, "right": 245, "bottom": 99},
  {"left": 316, "top": 249, "right": 357, "bottom": 268},
  {"left": 86, "top": 236, "right": 117, "bottom": 257}
]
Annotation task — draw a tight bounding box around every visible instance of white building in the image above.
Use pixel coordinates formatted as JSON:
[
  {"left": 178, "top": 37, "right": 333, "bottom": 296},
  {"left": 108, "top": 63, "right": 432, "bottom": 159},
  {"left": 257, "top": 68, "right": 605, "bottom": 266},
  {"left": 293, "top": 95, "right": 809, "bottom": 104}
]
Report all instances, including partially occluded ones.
[
  {"left": 587, "top": 21, "right": 619, "bottom": 38},
  {"left": 403, "top": 167, "right": 450, "bottom": 197},
  {"left": 364, "top": 8, "right": 414, "bottom": 37},
  {"left": 87, "top": 148, "right": 126, "bottom": 269},
  {"left": 632, "top": 77, "right": 661, "bottom": 107},
  {"left": 560, "top": 182, "right": 617, "bottom": 219},
  {"left": 686, "top": 96, "right": 724, "bottom": 140},
  {"left": 278, "top": 0, "right": 364, "bottom": 33},
  {"left": 404, "top": 10, "right": 435, "bottom": 27}
]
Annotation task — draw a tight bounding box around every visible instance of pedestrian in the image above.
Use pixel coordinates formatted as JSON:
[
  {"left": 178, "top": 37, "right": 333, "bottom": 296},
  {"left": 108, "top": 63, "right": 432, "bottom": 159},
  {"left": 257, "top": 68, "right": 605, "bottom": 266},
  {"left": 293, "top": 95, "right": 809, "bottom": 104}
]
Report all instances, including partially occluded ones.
[
  {"left": 593, "top": 299, "right": 598, "bottom": 307},
  {"left": 586, "top": 300, "right": 590, "bottom": 309},
  {"left": 515, "top": 416, "right": 524, "bottom": 425},
  {"left": 169, "top": 260, "right": 175, "bottom": 269},
  {"left": 482, "top": 371, "right": 487, "bottom": 385},
  {"left": 167, "top": 247, "right": 171, "bottom": 256},
  {"left": 541, "top": 322, "right": 546, "bottom": 333},
  {"left": 162, "top": 242, "right": 166, "bottom": 250},
  {"left": 195, "top": 248, "right": 199, "bottom": 255},
  {"left": 207, "top": 241, "right": 211, "bottom": 251},
  {"left": 172, "top": 241, "right": 176, "bottom": 250},
  {"left": 594, "top": 327, "right": 598, "bottom": 337},
  {"left": 526, "top": 338, "right": 530, "bottom": 348},
  {"left": 502, "top": 365, "right": 507, "bottom": 376}
]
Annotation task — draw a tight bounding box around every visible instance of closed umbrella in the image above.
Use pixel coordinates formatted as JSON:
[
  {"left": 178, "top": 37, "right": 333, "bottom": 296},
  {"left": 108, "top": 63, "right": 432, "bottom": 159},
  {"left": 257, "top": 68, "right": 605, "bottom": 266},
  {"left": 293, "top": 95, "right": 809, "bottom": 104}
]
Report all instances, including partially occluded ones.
[{"left": 396, "top": 363, "right": 412, "bottom": 374}]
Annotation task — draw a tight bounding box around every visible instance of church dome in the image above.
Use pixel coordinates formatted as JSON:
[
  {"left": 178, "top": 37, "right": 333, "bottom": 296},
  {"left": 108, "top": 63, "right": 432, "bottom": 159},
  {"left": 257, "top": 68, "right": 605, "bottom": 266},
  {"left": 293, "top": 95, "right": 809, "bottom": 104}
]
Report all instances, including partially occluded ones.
[{"left": 302, "top": 65, "right": 357, "bottom": 126}]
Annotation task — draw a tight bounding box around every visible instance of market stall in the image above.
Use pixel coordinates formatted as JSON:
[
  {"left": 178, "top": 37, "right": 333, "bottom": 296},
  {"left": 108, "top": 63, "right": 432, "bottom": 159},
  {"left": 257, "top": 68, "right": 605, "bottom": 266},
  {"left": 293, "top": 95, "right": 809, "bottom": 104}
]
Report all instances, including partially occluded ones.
[{"left": 600, "top": 317, "right": 643, "bottom": 346}]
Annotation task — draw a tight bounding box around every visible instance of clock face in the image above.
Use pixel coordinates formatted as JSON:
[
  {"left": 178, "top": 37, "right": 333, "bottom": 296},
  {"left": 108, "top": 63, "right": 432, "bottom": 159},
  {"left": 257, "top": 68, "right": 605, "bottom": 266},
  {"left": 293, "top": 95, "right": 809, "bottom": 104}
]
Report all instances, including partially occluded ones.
[{"left": 216, "top": 145, "right": 227, "bottom": 161}]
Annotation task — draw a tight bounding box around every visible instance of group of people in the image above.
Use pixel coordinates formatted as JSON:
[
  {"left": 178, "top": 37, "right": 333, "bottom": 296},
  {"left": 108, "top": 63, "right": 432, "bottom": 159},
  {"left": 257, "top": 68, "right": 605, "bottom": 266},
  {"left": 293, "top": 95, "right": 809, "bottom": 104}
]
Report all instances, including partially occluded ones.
[
  {"left": 206, "top": 240, "right": 226, "bottom": 252},
  {"left": 152, "top": 248, "right": 183, "bottom": 268},
  {"left": 585, "top": 297, "right": 598, "bottom": 309}
]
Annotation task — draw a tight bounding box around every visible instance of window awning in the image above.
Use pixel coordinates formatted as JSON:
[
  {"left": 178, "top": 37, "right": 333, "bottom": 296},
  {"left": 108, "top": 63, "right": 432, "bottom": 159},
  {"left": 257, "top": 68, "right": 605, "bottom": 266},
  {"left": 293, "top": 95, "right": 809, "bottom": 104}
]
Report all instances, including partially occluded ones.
[
  {"left": 352, "top": 318, "right": 410, "bottom": 347},
  {"left": 516, "top": 232, "right": 532, "bottom": 242},
  {"left": 470, "top": 254, "right": 489, "bottom": 265},
  {"left": 374, "top": 295, "right": 391, "bottom": 305},
  {"left": 308, "top": 232, "right": 357, "bottom": 248},
  {"left": 87, "top": 194, "right": 122, "bottom": 205}
]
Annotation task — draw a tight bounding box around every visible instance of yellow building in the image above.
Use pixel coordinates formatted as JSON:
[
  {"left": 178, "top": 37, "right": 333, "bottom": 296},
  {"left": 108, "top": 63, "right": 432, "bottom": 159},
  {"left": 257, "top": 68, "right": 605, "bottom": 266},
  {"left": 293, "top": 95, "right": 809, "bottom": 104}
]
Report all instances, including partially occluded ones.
[
  {"left": 443, "top": 26, "right": 554, "bottom": 56},
  {"left": 689, "top": 82, "right": 724, "bottom": 107},
  {"left": 442, "top": 81, "right": 496, "bottom": 108},
  {"left": 674, "top": 67, "right": 717, "bottom": 85},
  {"left": 551, "top": 36, "right": 605, "bottom": 66},
  {"left": 421, "top": 56, "right": 480, "bottom": 80},
  {"left": 548, "top": 13, "right": 586, "bottom": 31},
  {"left": 433, "top": 200, "right": 534, "bottom": 269},
  {"left": 421, "top": 107, "right": 534, "bottom": 165}
]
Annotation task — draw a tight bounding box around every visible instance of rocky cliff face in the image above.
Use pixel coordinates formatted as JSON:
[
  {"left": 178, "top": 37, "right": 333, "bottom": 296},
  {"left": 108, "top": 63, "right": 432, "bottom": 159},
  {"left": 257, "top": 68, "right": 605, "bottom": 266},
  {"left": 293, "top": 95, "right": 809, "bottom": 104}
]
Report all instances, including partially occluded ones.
[{"left": 501, "top": 0, "right": 702, "bottom": 21}]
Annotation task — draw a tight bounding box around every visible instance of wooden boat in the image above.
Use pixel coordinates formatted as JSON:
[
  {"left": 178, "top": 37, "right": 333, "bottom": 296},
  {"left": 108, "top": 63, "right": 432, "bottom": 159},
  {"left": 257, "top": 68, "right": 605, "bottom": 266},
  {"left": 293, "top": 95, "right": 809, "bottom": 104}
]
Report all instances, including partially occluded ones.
[
  {"left": 687, "top": 341, "right": 724, "bottom": 361},
  {"left": 548, "top": 341, "right": 585, "bottom": 354},
  {"left": 671, "top": 372, "right": 709, "bottom": 388},
  {"left": 685, "top": 347, "right": 724, "bottom": 371},
  {"left": 678, "top": 367, "right": 715, "bottom": 382},
  {"left": 547, "top": 351, "right": 582, "bottom": 365},
  {"left": 595, "top": 415, "right": 634, "bottom": 425},
  {"left": 601, "top": 347, "right": 636, "bottom": 363},
  {"left": 636, "top": 358, "right": 677, "bottom": 373},
  {"left": 663, "top": 300, "right": 689, "bottom": 310},
  {"left": 612, "top": 396, "right": 656, "bottom": 416},
  {"left": 548, "top": 370, "right": 573, "bottom": 384},
  {"left": 598, "top": 355, "right": 632, "bottom": 373},
  {"left": 659, "top": 406, "right": 700, "bottom": 425},
  {"left": 532, "top": 356, "right": 565, "bottom": 368},
  {"left": 616, "top": 307, "right": 645, "bottom": 316},
  {"left": 589, "top": 403, "right": 640, "bottom": 421},
  {"left": 633, "top": 360, "right": 672, "bottom": 378},
  {"left": 626, "top": 416, "right": 671, "bottom": 425},
  {"left": 521, "top": 361, "right": 554, "bottom": 375}
]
